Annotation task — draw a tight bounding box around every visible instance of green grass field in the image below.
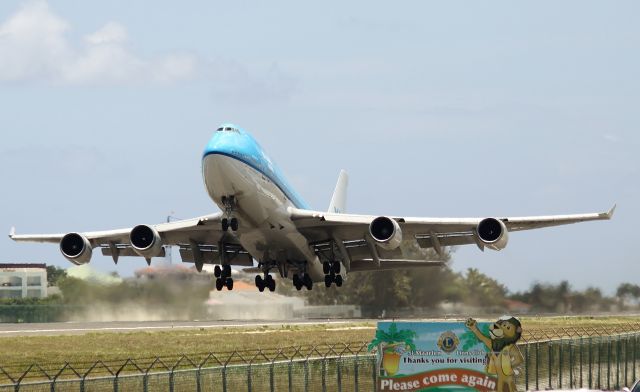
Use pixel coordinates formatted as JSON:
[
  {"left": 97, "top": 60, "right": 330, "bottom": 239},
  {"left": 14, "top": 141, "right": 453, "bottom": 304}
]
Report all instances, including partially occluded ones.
[{"left": 1, "top": 316, "right": 639, "bottom": 369}]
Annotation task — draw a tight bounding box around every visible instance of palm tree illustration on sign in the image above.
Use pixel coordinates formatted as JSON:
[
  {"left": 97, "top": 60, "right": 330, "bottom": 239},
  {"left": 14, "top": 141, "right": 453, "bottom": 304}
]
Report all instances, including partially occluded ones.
[{"left": 368, "top": 323, "right": 417, "bottom": 376}]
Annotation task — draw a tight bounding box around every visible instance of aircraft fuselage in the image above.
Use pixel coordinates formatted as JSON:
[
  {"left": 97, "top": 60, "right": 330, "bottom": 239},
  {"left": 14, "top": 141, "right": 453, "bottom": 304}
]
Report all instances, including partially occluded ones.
[{"left": 202, "top": 124, "right": 324, "bottom": 281}]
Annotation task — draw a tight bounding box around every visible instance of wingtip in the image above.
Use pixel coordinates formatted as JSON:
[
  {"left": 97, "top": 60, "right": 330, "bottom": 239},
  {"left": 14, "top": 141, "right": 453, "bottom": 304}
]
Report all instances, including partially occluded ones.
[
  {"left": 8, "top": 227, "right": 15, "bottom": 239},
  {"left": 599, "top": 203, "right": 617, "bottom": 219}
]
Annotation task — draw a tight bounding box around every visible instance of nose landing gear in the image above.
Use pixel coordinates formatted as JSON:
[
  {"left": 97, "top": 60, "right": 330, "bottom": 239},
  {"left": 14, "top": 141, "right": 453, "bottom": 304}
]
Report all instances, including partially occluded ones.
[{"left": 220, "top": 196, "right": 239, "bottom": 232}]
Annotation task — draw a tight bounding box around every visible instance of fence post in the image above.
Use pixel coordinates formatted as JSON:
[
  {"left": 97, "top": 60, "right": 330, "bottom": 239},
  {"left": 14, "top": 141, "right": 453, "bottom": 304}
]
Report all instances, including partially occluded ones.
[
  {"left": 579, "top": 337, "right": 583, "bottom": 388},
  {"left": 599, "top": 338, "right": 603, "bottom": 390},
  {"left": 354, "top": 354, "right": 359, "bottom": 392},
  {"left": 169, "top": 368, "right": 175, "bottom": 392},
  {"left": 597, "top": 338, "right": 601, "bottom": 390},
  {"left": 270, "top": 361, "right": 275, "bottom": 392},
  {"left": 535, "top": 342, "right": 539, "bottom": 391},
  {"left": 372, "top": 356, "right": 377, "bottom": 391},
  {"left": 624, "top": 335, "right": 629, "bottom": 388},
  {"left": 589, "top": 336, "right": 593, "bottom": 389},
  {"left": 635, "top": 334, "right": 638, "bottom": 383},
  {"left": 195, "top": 367, "right": 201, "bottom": 392},
  {"left": 303, "top": 359, "right": 309, "bottom": 392},
  {"left": 569, "top": 339, "right": 573, "bottom": 389},
  {"left": 288, "top": 359, "right": 293, "bottom": 392},
  {"left": 322, "top": 357, "right": 327, "bottom": 392},
  {"left": 222, "top": 364, "right": 227, "bottom": 392},
  {"left": 337, "top": 357, "right": 342, "bottom": 392},
  {"left": 247, "top": 364, "right": 252, "bottom": 392},
  {"left": 524, "top": 343, "right": 529, "bottom": 391},
  {"left": 548, "top": 341, "right": 553, "bottom": 389},
  {"left": 559, "top": 339, "right": 563, "bottom": 389},
  {"left": 617, "top": 335, "right": 621, "bottom": 389},
  {"left": 607, "top": 336, "right": 612, "bottom": 390}
]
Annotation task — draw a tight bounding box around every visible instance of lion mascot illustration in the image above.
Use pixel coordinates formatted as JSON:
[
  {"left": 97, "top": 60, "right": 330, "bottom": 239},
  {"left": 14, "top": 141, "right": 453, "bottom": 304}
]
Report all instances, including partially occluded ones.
[{"left": 465, "top": 316, "right": 524, "bottom": 392}]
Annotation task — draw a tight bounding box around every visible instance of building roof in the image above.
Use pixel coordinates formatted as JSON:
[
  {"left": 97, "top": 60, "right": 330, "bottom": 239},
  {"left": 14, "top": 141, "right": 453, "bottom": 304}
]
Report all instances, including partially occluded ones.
[{"left": 0, "top": 263, "right": 46, "bottom": 269}]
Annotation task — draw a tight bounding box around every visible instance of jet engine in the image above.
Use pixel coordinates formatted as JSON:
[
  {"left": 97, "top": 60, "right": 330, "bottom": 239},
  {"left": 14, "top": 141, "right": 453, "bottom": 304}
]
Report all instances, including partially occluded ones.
[
  {"left": 476, "top": 218, "right": 509, "bottom": 250},
  {"left": 60, "top": 233, "right": 93, "bottom": 265},
  {"left": 369, "top": 216, "right": 402, "bottom": 250},
  {"left": 130, "top": 225, "right": 164, "bottom": 258}
]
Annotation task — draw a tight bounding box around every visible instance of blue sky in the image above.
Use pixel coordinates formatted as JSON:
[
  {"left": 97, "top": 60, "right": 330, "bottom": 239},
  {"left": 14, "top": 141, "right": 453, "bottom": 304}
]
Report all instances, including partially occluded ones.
[{"left": 1, "top": 1, "right": 637, "bottom": 294}]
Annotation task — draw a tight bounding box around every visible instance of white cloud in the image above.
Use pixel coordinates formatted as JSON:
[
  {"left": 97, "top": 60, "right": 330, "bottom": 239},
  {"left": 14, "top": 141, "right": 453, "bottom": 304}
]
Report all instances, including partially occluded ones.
[
  {"left": 0, "top": 2, "right": 196, "bottom": 85},
  {"left": 0, "top": 1, "right": 296, "bottom": 101},
  {"left": 84, "top": 22, "right": 127, "bottom": 45}
]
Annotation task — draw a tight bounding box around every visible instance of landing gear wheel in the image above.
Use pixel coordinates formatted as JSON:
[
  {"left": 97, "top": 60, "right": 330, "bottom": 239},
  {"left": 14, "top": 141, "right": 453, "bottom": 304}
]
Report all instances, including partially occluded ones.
[
  {"left": 214, "top": 265, "right": 221, "bottom": 278},
  {"left": 323, "top": 262, "right": 330, "bottom": 275},
  {"left": 262, "top": 274, "right": 275, "bottom": 292},
  {"left": 223, "top": 264, "right": 231, "bottom": 278},
  {"left": 255, "top": 275, "right": 265, "bottom": 292},
  {"left": 215, "top": 278, "right": 223, "bottom": 291},
  {"left": 332, "top": 261, "right": 341, "bottom": 274},
  {"left": 335, "top": 274, "right": 343, "bottom": 287},
  {"left": 303, "top": 273, "right": 313, "bottom": 290},
  {"left": 293, "top": 274, "right": 302, "bottom": 291},
  {"left": 230, "top": 218, "right": 239, "bottom": 231},
  {"left": 225, "top": 278, "right": 234, "bottom": 290},
  {"left": 221, "top": 218, "right": 229, "bottom": 232},
  {"left": 324, "top": 275, "right": 332, "bottom": 288}
]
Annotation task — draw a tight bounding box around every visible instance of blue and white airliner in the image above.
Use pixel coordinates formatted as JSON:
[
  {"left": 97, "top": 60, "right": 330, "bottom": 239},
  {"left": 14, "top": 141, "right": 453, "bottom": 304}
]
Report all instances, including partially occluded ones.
[{"left": 10, "top": 124, "right": 615, "bottom": 292}]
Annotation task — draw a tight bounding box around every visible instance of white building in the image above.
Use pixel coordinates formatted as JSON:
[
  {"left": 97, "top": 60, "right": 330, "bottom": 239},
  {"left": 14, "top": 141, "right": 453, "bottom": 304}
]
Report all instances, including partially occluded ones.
[{"left": 0, "top": 263, "right": 47, "bottom": 299}]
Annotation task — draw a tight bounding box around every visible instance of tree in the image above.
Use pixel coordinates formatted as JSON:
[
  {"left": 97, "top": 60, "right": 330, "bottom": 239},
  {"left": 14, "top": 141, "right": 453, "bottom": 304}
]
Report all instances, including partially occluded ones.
[
  {"left": 306, "top": 241, "right": 454, "bottom": 316},
  {"left": 557, "top": 281, "right": 571, "bottom": 313},
  {"left": 459, "top": 268, "right": 507, "bottom": 308},
  {"left": 616, "top": 283, "right": 640, "bottom": 310},
  {"left": 46, "top": 265, "right": 67, "bottom": 286}
]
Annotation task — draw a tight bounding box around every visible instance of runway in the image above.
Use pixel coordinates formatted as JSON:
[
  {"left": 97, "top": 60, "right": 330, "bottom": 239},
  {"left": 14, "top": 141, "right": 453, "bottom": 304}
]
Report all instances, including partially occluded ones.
[{"left": 0, "top": 319, "right": 374, "bottom": 337}]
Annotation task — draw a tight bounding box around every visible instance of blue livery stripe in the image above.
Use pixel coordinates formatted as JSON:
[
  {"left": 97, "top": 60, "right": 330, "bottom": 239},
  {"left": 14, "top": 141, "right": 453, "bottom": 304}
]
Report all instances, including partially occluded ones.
[{"left": 203, "top": 151, "right": 309, "bottom": 210}]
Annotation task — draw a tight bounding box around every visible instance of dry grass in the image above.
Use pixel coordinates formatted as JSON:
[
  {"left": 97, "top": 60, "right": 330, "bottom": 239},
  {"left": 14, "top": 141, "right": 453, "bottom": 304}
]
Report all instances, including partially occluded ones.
[
  {"left": 1, "top": 315, "right": 639, "bottom": 371},
  {"left": 0, "top": 323, "right": 375, "bottom": 368}
]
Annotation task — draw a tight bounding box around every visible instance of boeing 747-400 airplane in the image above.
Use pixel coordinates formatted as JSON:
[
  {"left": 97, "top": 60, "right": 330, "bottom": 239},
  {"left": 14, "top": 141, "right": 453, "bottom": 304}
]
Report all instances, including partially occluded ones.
[{"left": 10, "top": 124, "right": 615, "bottom": 292}]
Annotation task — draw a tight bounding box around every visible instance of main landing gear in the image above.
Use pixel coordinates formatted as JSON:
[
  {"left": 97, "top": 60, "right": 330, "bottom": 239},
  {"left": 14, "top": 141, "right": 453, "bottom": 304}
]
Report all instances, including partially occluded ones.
[
  {"left": 221, "top": 196, "right": 239, "bottom": 232},
  {"left": 214, "top": 264, "right": 233, "bottom": 291},
  {"left": 255, "top": 274, "right": 276, "bottom": 292},
  {"left": 323, "top": 261, "right": 343, "bottom": 288},
  {"left": 293, "top": 273, "right": 313, "bottom": 291}
]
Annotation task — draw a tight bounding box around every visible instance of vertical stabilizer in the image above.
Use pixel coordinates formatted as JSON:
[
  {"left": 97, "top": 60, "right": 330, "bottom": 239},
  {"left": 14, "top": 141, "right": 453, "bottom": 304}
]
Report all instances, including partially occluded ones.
[{"left": 328, "top": 170, "right": 348, "bottom": 214}]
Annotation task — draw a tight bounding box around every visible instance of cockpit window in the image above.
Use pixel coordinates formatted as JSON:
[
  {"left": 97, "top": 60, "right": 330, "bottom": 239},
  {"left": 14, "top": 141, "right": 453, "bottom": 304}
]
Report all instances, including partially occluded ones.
[{"left": 217, "top": 125, "right": 239, "bottom": 133}]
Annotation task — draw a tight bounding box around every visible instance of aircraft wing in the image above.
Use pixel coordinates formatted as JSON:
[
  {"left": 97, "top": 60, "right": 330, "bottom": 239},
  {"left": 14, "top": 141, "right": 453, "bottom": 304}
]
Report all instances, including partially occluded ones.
[
  {"left": 9, "top": 213, "right": 254, "bottom": 268},
  {"left": 290, "top": 204, "right": 616, "bottom": 271}
]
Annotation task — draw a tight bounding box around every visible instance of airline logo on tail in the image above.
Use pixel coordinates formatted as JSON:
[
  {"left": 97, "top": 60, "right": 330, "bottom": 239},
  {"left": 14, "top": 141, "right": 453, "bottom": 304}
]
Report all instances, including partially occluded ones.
[{"left": 328, "top": 170, "right": 348, "bottom": 214}]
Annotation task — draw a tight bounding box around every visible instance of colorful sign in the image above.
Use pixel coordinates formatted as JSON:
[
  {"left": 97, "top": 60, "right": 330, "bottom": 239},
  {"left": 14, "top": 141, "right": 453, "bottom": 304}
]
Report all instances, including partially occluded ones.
[{"left": 368, "top": 318, "right": 524, "bottom": 392}]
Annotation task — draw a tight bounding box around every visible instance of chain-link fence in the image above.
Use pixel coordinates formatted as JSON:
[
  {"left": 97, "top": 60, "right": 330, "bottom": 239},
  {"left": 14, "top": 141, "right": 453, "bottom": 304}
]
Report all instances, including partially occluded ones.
[{"left": 2, "top": 326, "right": 640, "bottom": 391}]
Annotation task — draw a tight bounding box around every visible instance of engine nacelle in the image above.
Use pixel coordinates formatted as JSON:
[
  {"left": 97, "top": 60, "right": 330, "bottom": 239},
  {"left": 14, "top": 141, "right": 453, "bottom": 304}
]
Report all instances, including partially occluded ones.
[
  {"left": 60, "top": 233, "right": 93, "bottom": 265},
  {"left": 369, "top": 216, "right": 403, "bottom": 250},
  {"left": 476, "top": 218, "right": 509, "bottom": 251},
  {"left": 130, "top": 225, "right": 163, "bottom": 258}
]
